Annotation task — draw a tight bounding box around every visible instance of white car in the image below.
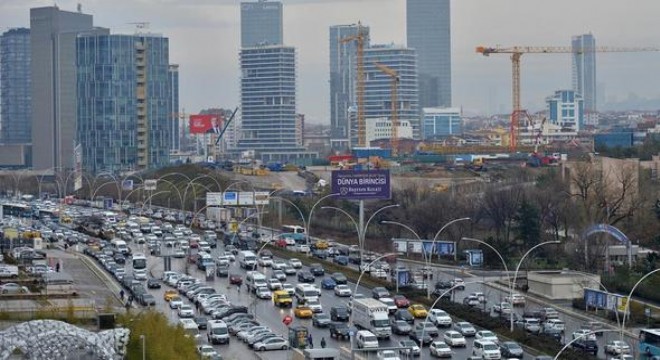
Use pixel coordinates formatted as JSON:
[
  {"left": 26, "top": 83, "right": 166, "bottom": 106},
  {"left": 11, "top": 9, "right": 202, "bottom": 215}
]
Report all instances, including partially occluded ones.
[
  {"left": 178, "top": 304, "right": 194, "bottom": 318},
  {"left": 289, "top": 258, "right": 303, "bottom": 269},
  {"left": 197, "top": 345, "right": 218, "bottom": 358},
  {"left": 476, "top": 330, "right": 500, "bottom": 345},
  {"left": 169, "top": 297, "right": 183, "bottom": 309},
  {"left": 371, "top": 269, "right": 388, "bottom": 279},
  {"left": 258, "top": 256, "right": 273, "bottom": 267},
  {"left": 307, "top": 298, "right": 323, "bottom": 313},
  {"left": 294, "top": 244, "right": 310, "bottom": 254},
  {"left": 430, "top": 340, "right": 452, "bottom": 358},
  {"left": 255, "top": 287, "right": 272, "bottom": 300},
  {"left": 453, "top": 321, "right": 476, "bottom": 336},
  {"left": 605, "top": 340, "right": 631, "bottom": 355},
  {"left": 253, "top": 336, "right": 288, "bottom": 351},
  {"left": 267, "top": 279, "right": 282, "bottom": 290},
  {"left": 506, "top": 293, "right": 526, "bottom": 306},
  {"left": 272, "top": 260, "right": 287, "bottom": 270},
  {"left": 572, "top": 329, "right": 596, "bottom": 341},
  {"left": 443, "top": 330, "right": 466, "bottom": 347},
  {"left": 429, "top": 309, "right": 452, "bottom": 327},
  {"left": 379, "top": 297, "right": 398, "bottom": 314},
  {"left": 282, "top": 283, "right": 295, "bottom": 296},
  {"left": 377, "top": 350, "right": 401, "bottom": 360},
  {"left": 334, "top": 284, "right": 352, "bottom": 297}
]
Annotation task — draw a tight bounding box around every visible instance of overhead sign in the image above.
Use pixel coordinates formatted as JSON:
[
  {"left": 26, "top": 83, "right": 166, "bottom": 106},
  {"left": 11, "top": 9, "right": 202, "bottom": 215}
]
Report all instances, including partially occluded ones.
[
  {"left": 331, "top": 170, "right": 391, "bottom": 200},
  {"left": 144, "top": 180, "right": 157, "bottom": 191},
  {"left": 254, "top": 191, "right": 270, "bottom": 206},
  {"left": 238, "top": 192, "right": 254, "bottom": 206},
  {"left": 223, "top": 192, "right": 238, "bottom": 206},
  {"left": 206, "top": 192, "right": 222, "bottom": 206},
  {"left": 121, "top": 180, "right": 134, "bottom": 191}
]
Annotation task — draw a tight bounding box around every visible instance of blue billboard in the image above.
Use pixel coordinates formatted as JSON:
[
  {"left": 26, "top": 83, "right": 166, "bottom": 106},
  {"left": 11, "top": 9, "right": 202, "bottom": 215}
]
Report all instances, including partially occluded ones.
[
  {"left": 584, "top": 288, "right": 608, "bottom": 309},
  {"left": 397, "top": 270, "right": 410, "bottom": 285},
  {"left": 436, "top": 242, "right": 455, "bottom": 256},
  {"left": 331, "top": 170, "right": 391, "bottom": 200},
  {"left": 103, "top": 198, "right": 113, "bottom": 210},
  {"left": 464, "top": 249, "right": 483, "bottom": 267}
]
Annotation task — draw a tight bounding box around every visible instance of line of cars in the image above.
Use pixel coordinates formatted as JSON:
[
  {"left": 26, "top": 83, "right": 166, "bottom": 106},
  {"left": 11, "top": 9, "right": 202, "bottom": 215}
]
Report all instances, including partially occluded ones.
[{"left": 160, "top": 270, "right": 290, "bottom": 357}]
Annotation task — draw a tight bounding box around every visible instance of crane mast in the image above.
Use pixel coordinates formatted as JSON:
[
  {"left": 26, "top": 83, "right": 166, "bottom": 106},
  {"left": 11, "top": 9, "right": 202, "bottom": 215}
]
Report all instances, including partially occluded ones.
[
  {"left": 374, "top": 63, "right": 400, "bottom": 157},
  {"left": 476, "top": 45, "right": 660, "bottom": 152},
  {"left": 341, "top": 23, "right": 367, "bottom": 147}
]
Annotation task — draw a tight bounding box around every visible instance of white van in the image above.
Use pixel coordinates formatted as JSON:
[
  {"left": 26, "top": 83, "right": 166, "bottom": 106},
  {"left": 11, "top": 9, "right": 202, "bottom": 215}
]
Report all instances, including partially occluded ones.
[
  {"left": 472, "top": 340, "right": 501, "bottom": 359},
  {"left": 207, "top": 320, "right": 229, "bottom": 345},
  {"left": 238, "top": 250, "right": 257, "bottom": 269},
  {"left": 245, "top": 271, "right": 267, "bottom": 291},
  {"left": 356, "top": 330, "right": 379, "bottom": 350},
  {"left": 295, "top": 284, "right": 320, "bottom": 303}
]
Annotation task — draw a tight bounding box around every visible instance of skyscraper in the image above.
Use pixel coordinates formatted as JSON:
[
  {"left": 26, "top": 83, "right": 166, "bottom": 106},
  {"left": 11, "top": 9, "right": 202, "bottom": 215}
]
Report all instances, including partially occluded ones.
[
  {"left": 76, "top": 33, "right": 171, "bottom": 174},
  {"left": 30, "top": 6, "right": 94, "bottom": 171},
  {"left": 0, "top": 28, "right": 31, "bottom": 144},
  {"left": 572, "top": 34, "right": 597, "bottom": 114},
  {"left": 329, "top": 24, "right": 370, "bottom": 149},
  {"left": 241, "top": 0, "right": 283, "bottom": 48},
  {"left": 168, "top": 64, "right": 180, "bottom": 152},
  {"left": 237, "top": 46, "right": 315, "bottom": 161},
  {"left": 406, "top": 0, "right": 451, "bottom": 108},
  {"left": 363, "top": 44, "right": 419, "bottom": 141}
]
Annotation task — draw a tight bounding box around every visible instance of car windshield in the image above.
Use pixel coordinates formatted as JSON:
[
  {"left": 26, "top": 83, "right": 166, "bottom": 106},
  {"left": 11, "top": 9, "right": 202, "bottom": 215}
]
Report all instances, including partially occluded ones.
[
  {"left": 451, "top": 333, "right": 462, "bottom": 338},
  {"left": 364, "top": 336, "right": 377, "bottom": 342},
  {"left": 373, "top": 319, "right": 389, "bottom": 327},
  {"left": 484, "top": 344, "right": 498, "bottom": 350}
]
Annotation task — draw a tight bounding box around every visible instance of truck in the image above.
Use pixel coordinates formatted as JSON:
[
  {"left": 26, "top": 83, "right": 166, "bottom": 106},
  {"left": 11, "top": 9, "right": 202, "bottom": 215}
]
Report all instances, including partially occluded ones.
[{"left": 352, "top": 298, "right": 391, "bottom": 339}]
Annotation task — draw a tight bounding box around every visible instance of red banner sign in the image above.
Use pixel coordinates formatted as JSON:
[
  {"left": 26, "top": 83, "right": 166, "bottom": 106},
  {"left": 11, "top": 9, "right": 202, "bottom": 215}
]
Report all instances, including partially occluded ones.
[{"left": 189, "top": 114, "right": 223, "bottom": 134}]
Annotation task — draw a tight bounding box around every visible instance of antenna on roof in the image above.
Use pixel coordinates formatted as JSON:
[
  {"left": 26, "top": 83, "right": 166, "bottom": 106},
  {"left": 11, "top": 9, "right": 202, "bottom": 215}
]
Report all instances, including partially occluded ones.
[
  {"left": 127, "top": 22, "right": 150, "bottom": 34},
  {"left": 77, "top": 3, "right": 82, "bottom": 13}
]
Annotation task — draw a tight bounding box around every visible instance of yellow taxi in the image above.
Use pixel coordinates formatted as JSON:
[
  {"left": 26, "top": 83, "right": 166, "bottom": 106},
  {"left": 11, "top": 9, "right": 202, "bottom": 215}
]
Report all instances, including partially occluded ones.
[
  {"left": 163, "top": 289, "right": 178, "bottom": 302},
  {"left": 408, "top": 304, "right": 428, "bottom": 318},
  {"left": 294, "top": 305, "right": 313, "bottom": 319}
]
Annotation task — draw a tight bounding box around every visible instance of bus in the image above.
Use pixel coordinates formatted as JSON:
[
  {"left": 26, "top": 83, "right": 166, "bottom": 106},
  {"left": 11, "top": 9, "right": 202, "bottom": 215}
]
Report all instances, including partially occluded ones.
[
  {"left": 1, "top": 203, "right": 32, "bottom": 218},
  {"left": 282, "top": 225, "right": 305, "bottom": 234},
  {"left": 640, "top": 328, "right": 660, "bottom": 358},
  {"left": 132, "top": 253, "right": 147, "bottom": 270}
]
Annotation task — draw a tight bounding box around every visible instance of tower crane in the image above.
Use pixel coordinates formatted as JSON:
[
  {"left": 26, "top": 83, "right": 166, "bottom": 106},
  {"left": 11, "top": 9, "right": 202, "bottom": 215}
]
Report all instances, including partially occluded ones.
[
  {"left": 374, "top": 62, "right": 400, "bottom": 157},
  {"left": 341, "top": 22, "right": 368, "bottom": 147},
  {"left": 534, "top": 117, "right": 547, "bottom": 154},
  {"left": 476, "top": 45, "right": 660, "bottom": 152}
]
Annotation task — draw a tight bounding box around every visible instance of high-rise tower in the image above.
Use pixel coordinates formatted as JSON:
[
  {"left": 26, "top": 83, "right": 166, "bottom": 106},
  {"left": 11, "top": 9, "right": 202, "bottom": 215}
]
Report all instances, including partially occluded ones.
[
  {"left": 406, "top": 0, "right": 451, "bottom": 108},
  {"left": 572, "top": 34, "right": 597, "bottom": 114},
  {"left": 241, "top": 0, "right": 283, "bottom": 47},
  {"left": 0, "top": 28, "right": 31, "bottom": 144},
  {"left": 30, "top": 6, "right": 94, "bottom": 170},
  {"left": 76, "top": 33, "right": 171, "bottom": 174}
]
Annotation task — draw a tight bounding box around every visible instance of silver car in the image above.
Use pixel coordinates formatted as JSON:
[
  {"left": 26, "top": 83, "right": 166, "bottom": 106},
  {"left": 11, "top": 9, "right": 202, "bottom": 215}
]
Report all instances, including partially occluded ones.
[{"left": 253, "top": 336, "right": 288, "bottom": 351}]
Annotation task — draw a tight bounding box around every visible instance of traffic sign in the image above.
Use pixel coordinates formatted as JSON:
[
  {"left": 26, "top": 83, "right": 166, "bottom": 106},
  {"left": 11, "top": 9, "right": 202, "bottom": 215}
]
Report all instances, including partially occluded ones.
[{"left": 282, "top": 315, "right": 293, "bottom": 326}]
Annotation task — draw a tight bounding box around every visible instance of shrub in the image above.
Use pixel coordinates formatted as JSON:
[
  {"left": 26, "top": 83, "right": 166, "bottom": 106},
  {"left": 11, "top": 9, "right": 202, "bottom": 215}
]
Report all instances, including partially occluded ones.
[{"left": 117, "top": 310, "right": 197, "bottom": 360}]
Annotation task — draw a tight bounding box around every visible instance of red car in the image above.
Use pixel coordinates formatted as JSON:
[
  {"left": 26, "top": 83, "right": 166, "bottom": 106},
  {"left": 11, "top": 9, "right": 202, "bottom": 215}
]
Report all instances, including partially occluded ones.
[
  {"left": 229, "top": 274, "right": 243, "bottom": 285},
  {"left": 393, "top": 295, "right": 410, "bottom": 308}
]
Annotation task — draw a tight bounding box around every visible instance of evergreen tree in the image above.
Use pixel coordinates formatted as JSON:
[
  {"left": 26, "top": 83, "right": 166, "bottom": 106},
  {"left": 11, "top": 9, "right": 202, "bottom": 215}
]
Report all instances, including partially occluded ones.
[{"left": 513, "top": 199, "right": 541, "bottom": 248}]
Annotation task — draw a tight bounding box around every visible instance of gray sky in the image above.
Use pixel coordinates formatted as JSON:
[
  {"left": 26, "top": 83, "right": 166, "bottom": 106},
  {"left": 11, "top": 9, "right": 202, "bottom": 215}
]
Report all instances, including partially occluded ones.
[{"left": 3, "top": 0, "right": 660, "bottom": 123}]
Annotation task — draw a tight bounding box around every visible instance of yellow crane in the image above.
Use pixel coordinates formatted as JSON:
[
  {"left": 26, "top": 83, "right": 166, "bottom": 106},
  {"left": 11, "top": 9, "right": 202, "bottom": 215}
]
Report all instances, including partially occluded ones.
[
  {"left": 374, "top": 62, "right": 400, "bottom": 157},
  {"left": 476, "top": 45, "right": 660, "bottom": 152},
  {"left": 341, "top": 22, "right": 368, "bottom": 147}
]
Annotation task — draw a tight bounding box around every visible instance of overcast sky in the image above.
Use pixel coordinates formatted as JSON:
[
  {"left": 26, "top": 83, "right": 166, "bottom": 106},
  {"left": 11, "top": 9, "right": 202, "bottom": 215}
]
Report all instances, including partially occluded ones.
[{"left": 3, "top": 0, "right": 660, "bottom": 123}]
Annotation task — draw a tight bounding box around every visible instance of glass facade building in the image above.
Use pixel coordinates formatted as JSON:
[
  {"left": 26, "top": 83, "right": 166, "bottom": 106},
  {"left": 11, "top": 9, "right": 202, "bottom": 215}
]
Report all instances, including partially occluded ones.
[
  {"left": 329, "top": 24, "right": 370, "bottom": 145},
  {"left": 406, "top": 0, "right": 451, "bottom": 108},
  {"left": 422, "top": 107, "right": 462, "bottom": 140},
  {"left": 237, "top": 46, "right": 315, "bottom": 161},
  {"left": 546, "top": 90, "right": 584, "bottom": 132},
  {"left": 168, "top": 64, "right": 180, "bottom": 152},
  {"left": 241, "top": 1, "right": 283, "bottom": 47},
  {"left": 572, "top": 34, "right": 596, "bottom": 113},
  {"left": 0, "top": 28, "right": 31, "bottom": 144},
  {"left": 363, "top": 45, "right": 419, "bottom": 141},
  {"left": 76, "top": 33, "right": 171, "bottom": 174}
]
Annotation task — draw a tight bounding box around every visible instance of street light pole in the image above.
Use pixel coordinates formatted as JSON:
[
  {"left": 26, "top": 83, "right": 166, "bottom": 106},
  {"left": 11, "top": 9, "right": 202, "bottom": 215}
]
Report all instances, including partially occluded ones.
[
  {"left": 139, "top": 334, "right": 145, "bottom": 360},
  {"left": 510, "top": 240, "right": 560, "bottom": 332},
  {"left": 350, "top": 252, "right": 398, "bottom": 360},
  {"left": 431, "top": 217, "right": 471, "bottom": 265}
]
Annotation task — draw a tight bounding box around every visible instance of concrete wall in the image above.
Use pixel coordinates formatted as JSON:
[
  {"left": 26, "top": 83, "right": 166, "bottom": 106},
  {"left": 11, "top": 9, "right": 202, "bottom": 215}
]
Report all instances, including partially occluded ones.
[{"left": 527, "top": 271, "right": 601, "bottom": 300}]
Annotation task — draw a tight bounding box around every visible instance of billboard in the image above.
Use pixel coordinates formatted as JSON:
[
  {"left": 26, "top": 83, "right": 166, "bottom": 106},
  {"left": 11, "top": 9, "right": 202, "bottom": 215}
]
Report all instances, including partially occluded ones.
[
  {"left": 103, "top": 198, "right": 113, "bottom": 210},
  {"left": 238, "top": 192, "right": 254, "bottom": 206},
  {"left": 144, "top": 180, "right": 157, "bottom": 191},
  {"left": 331, "top": 170, "right": 391, "bottom": 200},
  {"left": 584, "top": 288, "right": 608, "bottom": 309},
  {"left": 223, "top": 192, "right": 238, "bottom": 206},
  {"left": 189, "top": 114, "right": 223, "bottom": 134},
  {"left": 393, "top": 240, "right": 407, "bottom": 253},
  {"left": 206, "top": 192, "right": 222, "bottom": 206},
  {"left": 254, "top": 191, "right": 270, "bottom": 206},
  {"left": 73, "top": 144, "right": 83, "bottom": 191},
  {"left": 436, "top": 242, "right": 455, "bottom": 256},
  {"left": 121, "top": 180, "right": 134, "bottom": 191}
]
